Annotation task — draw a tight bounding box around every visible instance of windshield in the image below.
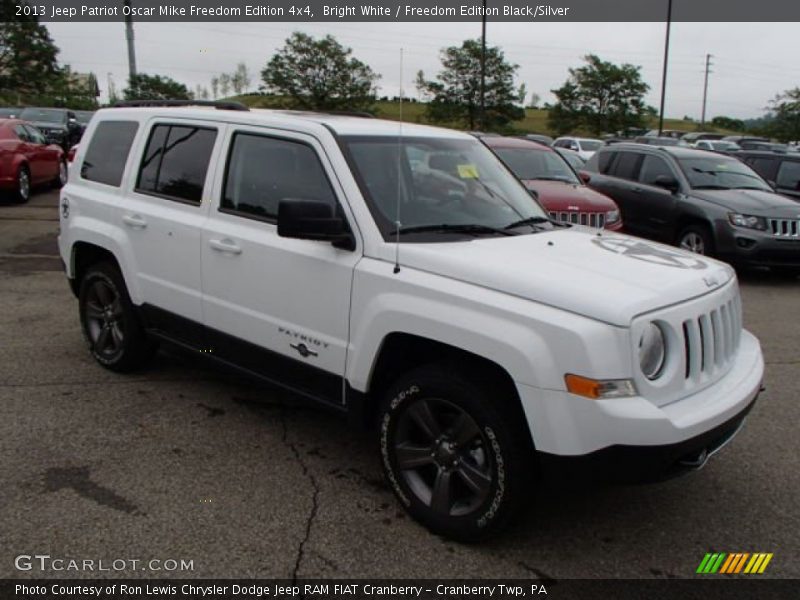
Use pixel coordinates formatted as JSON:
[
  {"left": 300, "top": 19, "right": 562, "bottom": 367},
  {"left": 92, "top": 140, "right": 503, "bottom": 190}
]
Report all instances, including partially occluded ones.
[
  {"left": 342, "top": 135, "right": 549, "bottom": 240},
  {"left": 578, "top": 140, "right": 603, "bottom": 151},
  {"left": 711, "top": 141, "right": 740, "bottom": 151},
  {"left": 678, "top": 157, "right": 772, "bottom": 191},
  {"left": 494, "top": 147, "right": 580, "bottom": 184},
  {"left": 19, "top": 108, "right": 64, "bottom": 123},
  {"left": 75, "top": 111, "right": 94, "bottom": 124}
]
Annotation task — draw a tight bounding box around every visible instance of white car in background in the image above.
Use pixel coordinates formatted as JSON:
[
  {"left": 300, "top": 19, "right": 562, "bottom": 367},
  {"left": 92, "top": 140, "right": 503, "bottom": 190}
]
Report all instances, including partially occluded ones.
[{"left": 553, "top": 136, "right": 605, "bottom": 160}]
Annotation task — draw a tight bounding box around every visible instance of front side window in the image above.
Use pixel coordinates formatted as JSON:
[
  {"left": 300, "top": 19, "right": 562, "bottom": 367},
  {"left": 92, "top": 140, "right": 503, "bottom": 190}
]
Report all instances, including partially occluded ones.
[
  {"left": 81, "top": 121, "right": 139, "bottom": 187},
  {"left": 18, "top": 108, "right": 65, "bottom": 124},
  {"left": 221, "top": 133, "right": 337, "bottom": 220},
  {"left": 638, "top": 156, "right": 675, "bottom": 186},
  {"left": 776, "top": 161, "right": 800, "bottom": 191},
  {"left": 342, "top": 135, "right": 548, "bottom": 240},
  {"left": 677, "top": 157, "right": 771, "bottom": 191},
  {"left": 136, "top": 124, "right": 217, "bottom": 203}
]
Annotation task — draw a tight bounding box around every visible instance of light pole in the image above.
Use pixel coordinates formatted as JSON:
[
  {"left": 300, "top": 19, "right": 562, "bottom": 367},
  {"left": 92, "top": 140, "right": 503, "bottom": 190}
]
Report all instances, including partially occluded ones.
[
  {"left": 124, "top": 0, "right": 138, "bottom": 84},
  {"left": 701, "top": 53, "right": 713, "bottom": 127},
  {"left": 657, "top": 0, "right": 672, "bottom": 136},
  {"left": 480, "top": 0, "right": 487, "bottom": 131}
]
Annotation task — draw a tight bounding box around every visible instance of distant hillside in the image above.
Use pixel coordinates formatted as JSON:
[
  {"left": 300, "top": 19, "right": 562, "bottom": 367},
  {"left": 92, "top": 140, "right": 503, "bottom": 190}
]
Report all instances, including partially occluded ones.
[{"left": 231, "top": 95, "right": 737, "bottom": 137}]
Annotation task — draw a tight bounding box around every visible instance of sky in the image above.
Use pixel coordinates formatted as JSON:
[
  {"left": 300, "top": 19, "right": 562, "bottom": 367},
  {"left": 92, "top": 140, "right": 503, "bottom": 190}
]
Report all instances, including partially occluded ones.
[{"left": 45, "top": 20, "right": 800, "bottom": 121}]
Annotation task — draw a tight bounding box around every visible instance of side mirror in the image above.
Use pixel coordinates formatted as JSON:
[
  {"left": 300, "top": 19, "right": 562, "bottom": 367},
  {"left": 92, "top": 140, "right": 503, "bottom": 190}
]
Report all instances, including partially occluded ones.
[
  {"left": 277, "top": 199, "right": 354, "bottom": 250},
  {"left": 578, "top": 171, "right": 591, "bottom": 184},
  {"left": 653, "top": 175, "right": 680, "bottom": 193}
]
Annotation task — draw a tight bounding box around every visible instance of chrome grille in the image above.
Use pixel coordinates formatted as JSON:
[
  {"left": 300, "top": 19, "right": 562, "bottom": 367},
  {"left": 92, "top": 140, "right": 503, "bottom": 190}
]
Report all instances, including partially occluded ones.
[
  {"left": 768, "top": 218, "right": 800, "bottom": 238},
  {"left": 549, "top": 211, "right": 606, "bottom": 228},
  {"left": 681, "top": 294, "right": 742, "bottom": 381}
]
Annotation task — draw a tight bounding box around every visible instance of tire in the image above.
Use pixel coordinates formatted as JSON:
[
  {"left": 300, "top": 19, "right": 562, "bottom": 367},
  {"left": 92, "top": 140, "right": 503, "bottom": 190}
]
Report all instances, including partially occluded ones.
[
  {"left": 677, "top": 224, "right": 714, "bottom": 256},
  {"left": 78, "top": 262, "right": 157, "bottom": 372},
  {"left": 378, "top": 364, "right": 533, "bottom": 541},
  {"left": 12, "top": 165, "right": 31, "bottom": 204},
  {"left": 52, "top": 160, "right": 68, "bottom": 189}
]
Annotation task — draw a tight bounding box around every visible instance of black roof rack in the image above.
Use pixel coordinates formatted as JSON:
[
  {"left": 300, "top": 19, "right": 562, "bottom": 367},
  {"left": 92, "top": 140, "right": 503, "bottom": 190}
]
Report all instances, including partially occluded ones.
[
  {"left": 112, "top": 100, "right": 249, "bottom": 112},
  {"left": 316, "top": 110, "right": 374, "bottom": 118}
]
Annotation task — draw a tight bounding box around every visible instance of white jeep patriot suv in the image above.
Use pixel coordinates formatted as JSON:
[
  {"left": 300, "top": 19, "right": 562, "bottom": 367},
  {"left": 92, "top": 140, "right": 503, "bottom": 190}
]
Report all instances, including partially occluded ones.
[{"left": 59, "top": 101, "right": 764, "bottom": 540}]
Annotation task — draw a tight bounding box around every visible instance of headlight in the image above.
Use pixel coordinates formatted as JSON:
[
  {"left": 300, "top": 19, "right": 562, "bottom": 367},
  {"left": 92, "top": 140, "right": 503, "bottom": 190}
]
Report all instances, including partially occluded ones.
[
  {"left": 606, "top": 209, "right": 620, "bottom": 224},
  {"left": 728, "top": 213, "right": 767, "bottom": 231},
  {"left": 639, "top": 322, "right": 666, "bottom": 380}
]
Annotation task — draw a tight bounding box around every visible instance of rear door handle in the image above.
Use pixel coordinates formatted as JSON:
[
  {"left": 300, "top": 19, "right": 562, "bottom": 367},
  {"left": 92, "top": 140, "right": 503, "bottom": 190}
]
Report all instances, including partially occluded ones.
[
  {"left": 209, "top": 238, "right": 243, "bottom": 255},
  {"left": 122, "top": 214, "right": 147, "bottom": 229},
  {"left": 631, "top": 186, "right": 643, "bottom": 193}
]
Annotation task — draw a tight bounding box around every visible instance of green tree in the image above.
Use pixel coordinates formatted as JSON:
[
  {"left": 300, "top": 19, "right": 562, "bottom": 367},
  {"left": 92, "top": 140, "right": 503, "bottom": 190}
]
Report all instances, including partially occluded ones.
[
  {"left": 710, "top": 116, "right": 745, "bottom": 132},
  {"left": 230, "top": 62, "right": 250, "bottom": 95},
  {"left": 418, "top": 39, "right": 524, "bottom": 130},
  {"left": 0, "top": 1, "right": 62, "bottom": 104},
  {"left": 123, "top": 74, "right": 192, "bottom": 101},
  {"left": 764, "top": 88, "right": 800, "bottom": 142},
  {"left": 549, "top": 55, "right": 651, "bottom": 136},
  {"left": 261, "top": 32, "right": 379, "bottom": 112}
]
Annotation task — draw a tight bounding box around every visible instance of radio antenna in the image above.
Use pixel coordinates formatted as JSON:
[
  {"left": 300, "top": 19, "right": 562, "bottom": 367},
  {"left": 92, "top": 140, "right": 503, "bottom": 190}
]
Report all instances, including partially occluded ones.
[{"left": 393, "top": 48, "right": 404, "bottom": 275}]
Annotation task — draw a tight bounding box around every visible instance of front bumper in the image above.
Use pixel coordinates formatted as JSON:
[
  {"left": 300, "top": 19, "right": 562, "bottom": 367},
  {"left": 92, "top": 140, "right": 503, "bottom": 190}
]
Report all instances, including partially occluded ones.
[
  {"left": 516, "top": 330, "right": 763, "bottom": 478},
  {"left": 715, "top": 223, "right": 800, "bottom": 268}
]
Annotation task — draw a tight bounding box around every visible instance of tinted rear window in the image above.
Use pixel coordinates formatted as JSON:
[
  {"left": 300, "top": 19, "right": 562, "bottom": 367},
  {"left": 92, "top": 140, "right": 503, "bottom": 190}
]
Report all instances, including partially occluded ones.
[
  {"left": 611, "top": 152, "right": 642, "bottom": 180},
  {"left": 136, "top": 124, "right": 217, "bottom": 204},
  {"left": 81, "top": 121, "right": 139, "bottom": 187}
]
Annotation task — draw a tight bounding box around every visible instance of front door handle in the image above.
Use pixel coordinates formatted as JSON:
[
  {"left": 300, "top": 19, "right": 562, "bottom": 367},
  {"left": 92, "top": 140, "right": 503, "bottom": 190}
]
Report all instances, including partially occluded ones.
[
  {"left": 209, "top": 238, "right": 243, "bottom": 255},
  {"left": 122, "top": 214, "right": 147, "bottom": 229}
]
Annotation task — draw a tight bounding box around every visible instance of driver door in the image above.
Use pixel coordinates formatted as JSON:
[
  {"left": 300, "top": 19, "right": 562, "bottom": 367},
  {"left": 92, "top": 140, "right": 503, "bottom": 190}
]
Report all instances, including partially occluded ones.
[{"left": 200, "top": 127, "right": 361, "bottom": 405}]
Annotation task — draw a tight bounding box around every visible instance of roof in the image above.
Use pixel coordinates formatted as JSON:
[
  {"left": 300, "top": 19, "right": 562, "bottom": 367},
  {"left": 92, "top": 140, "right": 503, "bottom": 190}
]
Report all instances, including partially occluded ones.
[
  {"left": 481, "top": 136, "right": 553, "bottom": 151},
  {"left": 601, "top": 142, "right": 730, "bottom": 159},
  {"left": 95, "top": 105, "right": 473, "bottom": 139}
]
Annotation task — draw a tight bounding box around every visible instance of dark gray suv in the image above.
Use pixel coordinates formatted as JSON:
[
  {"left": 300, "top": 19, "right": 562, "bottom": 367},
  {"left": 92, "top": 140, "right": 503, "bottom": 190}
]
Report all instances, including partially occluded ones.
[{"left": 582, "top": 144, "right": 800, "bottom": 272}]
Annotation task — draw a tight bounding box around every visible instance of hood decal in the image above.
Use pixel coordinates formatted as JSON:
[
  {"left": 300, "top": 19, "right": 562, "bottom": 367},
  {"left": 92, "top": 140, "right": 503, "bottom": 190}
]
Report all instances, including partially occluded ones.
[{"left": 592, "top": 236, "right": 708, "bottom": 270}]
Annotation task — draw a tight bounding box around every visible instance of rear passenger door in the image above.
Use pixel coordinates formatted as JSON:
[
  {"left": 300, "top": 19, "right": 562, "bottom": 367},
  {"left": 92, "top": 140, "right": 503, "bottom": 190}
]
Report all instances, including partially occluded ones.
[
  {"left": 599, "top": 151, "right": 645, "bottom": 235},
  {"left": 635, "top": 155, "right": 681, "bottom": 242},
  {"left": 123, "top": 120, "right": 222, "bottom": 343},
  {"left": 200, "top": 127, "right": 361, "bottom": 405}
]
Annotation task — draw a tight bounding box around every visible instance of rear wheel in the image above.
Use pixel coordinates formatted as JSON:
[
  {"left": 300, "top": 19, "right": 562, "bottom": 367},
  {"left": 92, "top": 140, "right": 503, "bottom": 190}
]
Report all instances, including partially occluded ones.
[
  {"left": 13, "top": 165, "right": 31, "bottom": 204},
  {"left": 378, "top": 365, "right": 532, "bottom": 541},
  {"left": 678, "top": 224, "right": 714, "bottom": 256},
  {"left": 78, "top": 262, "right": 157, "bottom": 372}
]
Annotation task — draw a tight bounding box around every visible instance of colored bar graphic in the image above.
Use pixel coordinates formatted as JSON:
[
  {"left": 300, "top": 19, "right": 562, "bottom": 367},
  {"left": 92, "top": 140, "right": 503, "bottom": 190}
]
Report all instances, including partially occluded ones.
[{"left": 701, "top": 552, "right": 773, "bottom": 574}]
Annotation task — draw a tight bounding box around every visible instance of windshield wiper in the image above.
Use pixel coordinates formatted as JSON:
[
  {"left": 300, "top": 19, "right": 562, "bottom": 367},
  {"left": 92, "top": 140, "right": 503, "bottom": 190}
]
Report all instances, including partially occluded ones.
[
  {"left": 692, "top": 184, "right": 730, "bottom": 190},
  {"left": 504, "top": 216, "right": 563, "bottom": 230},
  {"left": 390, "top": 223, "right": 518, "bottom": 237},
  {"left": 733, "top": 186, "right": 770, "bottom": 191}
]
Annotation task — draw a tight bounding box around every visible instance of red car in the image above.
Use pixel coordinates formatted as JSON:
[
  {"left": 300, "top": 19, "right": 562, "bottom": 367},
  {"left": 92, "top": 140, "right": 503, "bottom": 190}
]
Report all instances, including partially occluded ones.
[
  {"left": 0, "top": 119, "right": 66, "bottom": 203},
  {"left": 482, "top": 136, "right": 623, "bottom": 230}
]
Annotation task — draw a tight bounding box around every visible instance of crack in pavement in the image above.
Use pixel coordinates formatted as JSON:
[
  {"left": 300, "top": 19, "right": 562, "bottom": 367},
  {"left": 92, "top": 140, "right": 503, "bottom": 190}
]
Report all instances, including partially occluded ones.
[{"left": 278, "top": 405, "right": 320, "bottom": 586}]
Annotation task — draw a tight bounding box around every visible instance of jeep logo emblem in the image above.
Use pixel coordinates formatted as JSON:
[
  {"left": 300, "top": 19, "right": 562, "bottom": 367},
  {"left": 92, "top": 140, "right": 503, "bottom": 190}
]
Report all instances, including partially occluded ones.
[{"left": 592, "top": 237, "right": 708, "bottom": 270}]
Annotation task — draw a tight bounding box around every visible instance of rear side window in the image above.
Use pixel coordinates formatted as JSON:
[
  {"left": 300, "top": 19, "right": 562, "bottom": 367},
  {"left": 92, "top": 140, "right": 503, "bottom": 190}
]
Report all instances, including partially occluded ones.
[
  {"left": 776, "top": 161, "right": 800, "bottom": 191},
  {"left": 587, "top": 150, "right": 613, "bottom": 174},
  {"left": 221, "top": 133, "right": 337, "bottom": 221},
  {"left": 611, "top": 151, "right": 642, "bottom": 180},
  {"left": 639, "top": 156, "right": 674, "bottom": 186},
  {"left": 81, "top": 121, "right": 139, "bottom": 187},
  {"left": 749, "top": 157, "right": 778, "bottom": 181},
  {"left": 136, "top": 124, "right": 217, "bottom": 204}
]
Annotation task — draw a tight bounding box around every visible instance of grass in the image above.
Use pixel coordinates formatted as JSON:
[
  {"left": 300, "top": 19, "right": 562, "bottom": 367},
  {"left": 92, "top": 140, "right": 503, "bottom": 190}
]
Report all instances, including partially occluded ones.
[{"left": 232, "top": 95, "right": 738, "bottom": 137}]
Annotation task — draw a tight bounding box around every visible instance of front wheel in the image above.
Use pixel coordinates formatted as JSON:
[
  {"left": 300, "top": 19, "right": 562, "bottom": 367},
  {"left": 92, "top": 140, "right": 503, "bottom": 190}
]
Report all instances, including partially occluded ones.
[
  {"left": 378, "top": 365, "right": 532, "bottom": 541},
  {"left": 678, "top": 224, "right": 714, "bottom": 256},
  {"left": 78, "top": 262, "right": 157, "bottom": 372}
]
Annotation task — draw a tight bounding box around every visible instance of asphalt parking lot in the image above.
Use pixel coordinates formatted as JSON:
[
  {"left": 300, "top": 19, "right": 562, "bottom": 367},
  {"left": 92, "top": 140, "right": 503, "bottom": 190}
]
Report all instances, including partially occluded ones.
[{"left": 1, "top": 189, "right": 798, "bottom": 580}]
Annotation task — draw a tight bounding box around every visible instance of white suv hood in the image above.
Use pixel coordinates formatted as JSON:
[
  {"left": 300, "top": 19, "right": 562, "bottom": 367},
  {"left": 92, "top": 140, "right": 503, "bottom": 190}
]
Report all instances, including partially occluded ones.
[{"left": 393, "top": 228, "right": 734, "bottom": 326}]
